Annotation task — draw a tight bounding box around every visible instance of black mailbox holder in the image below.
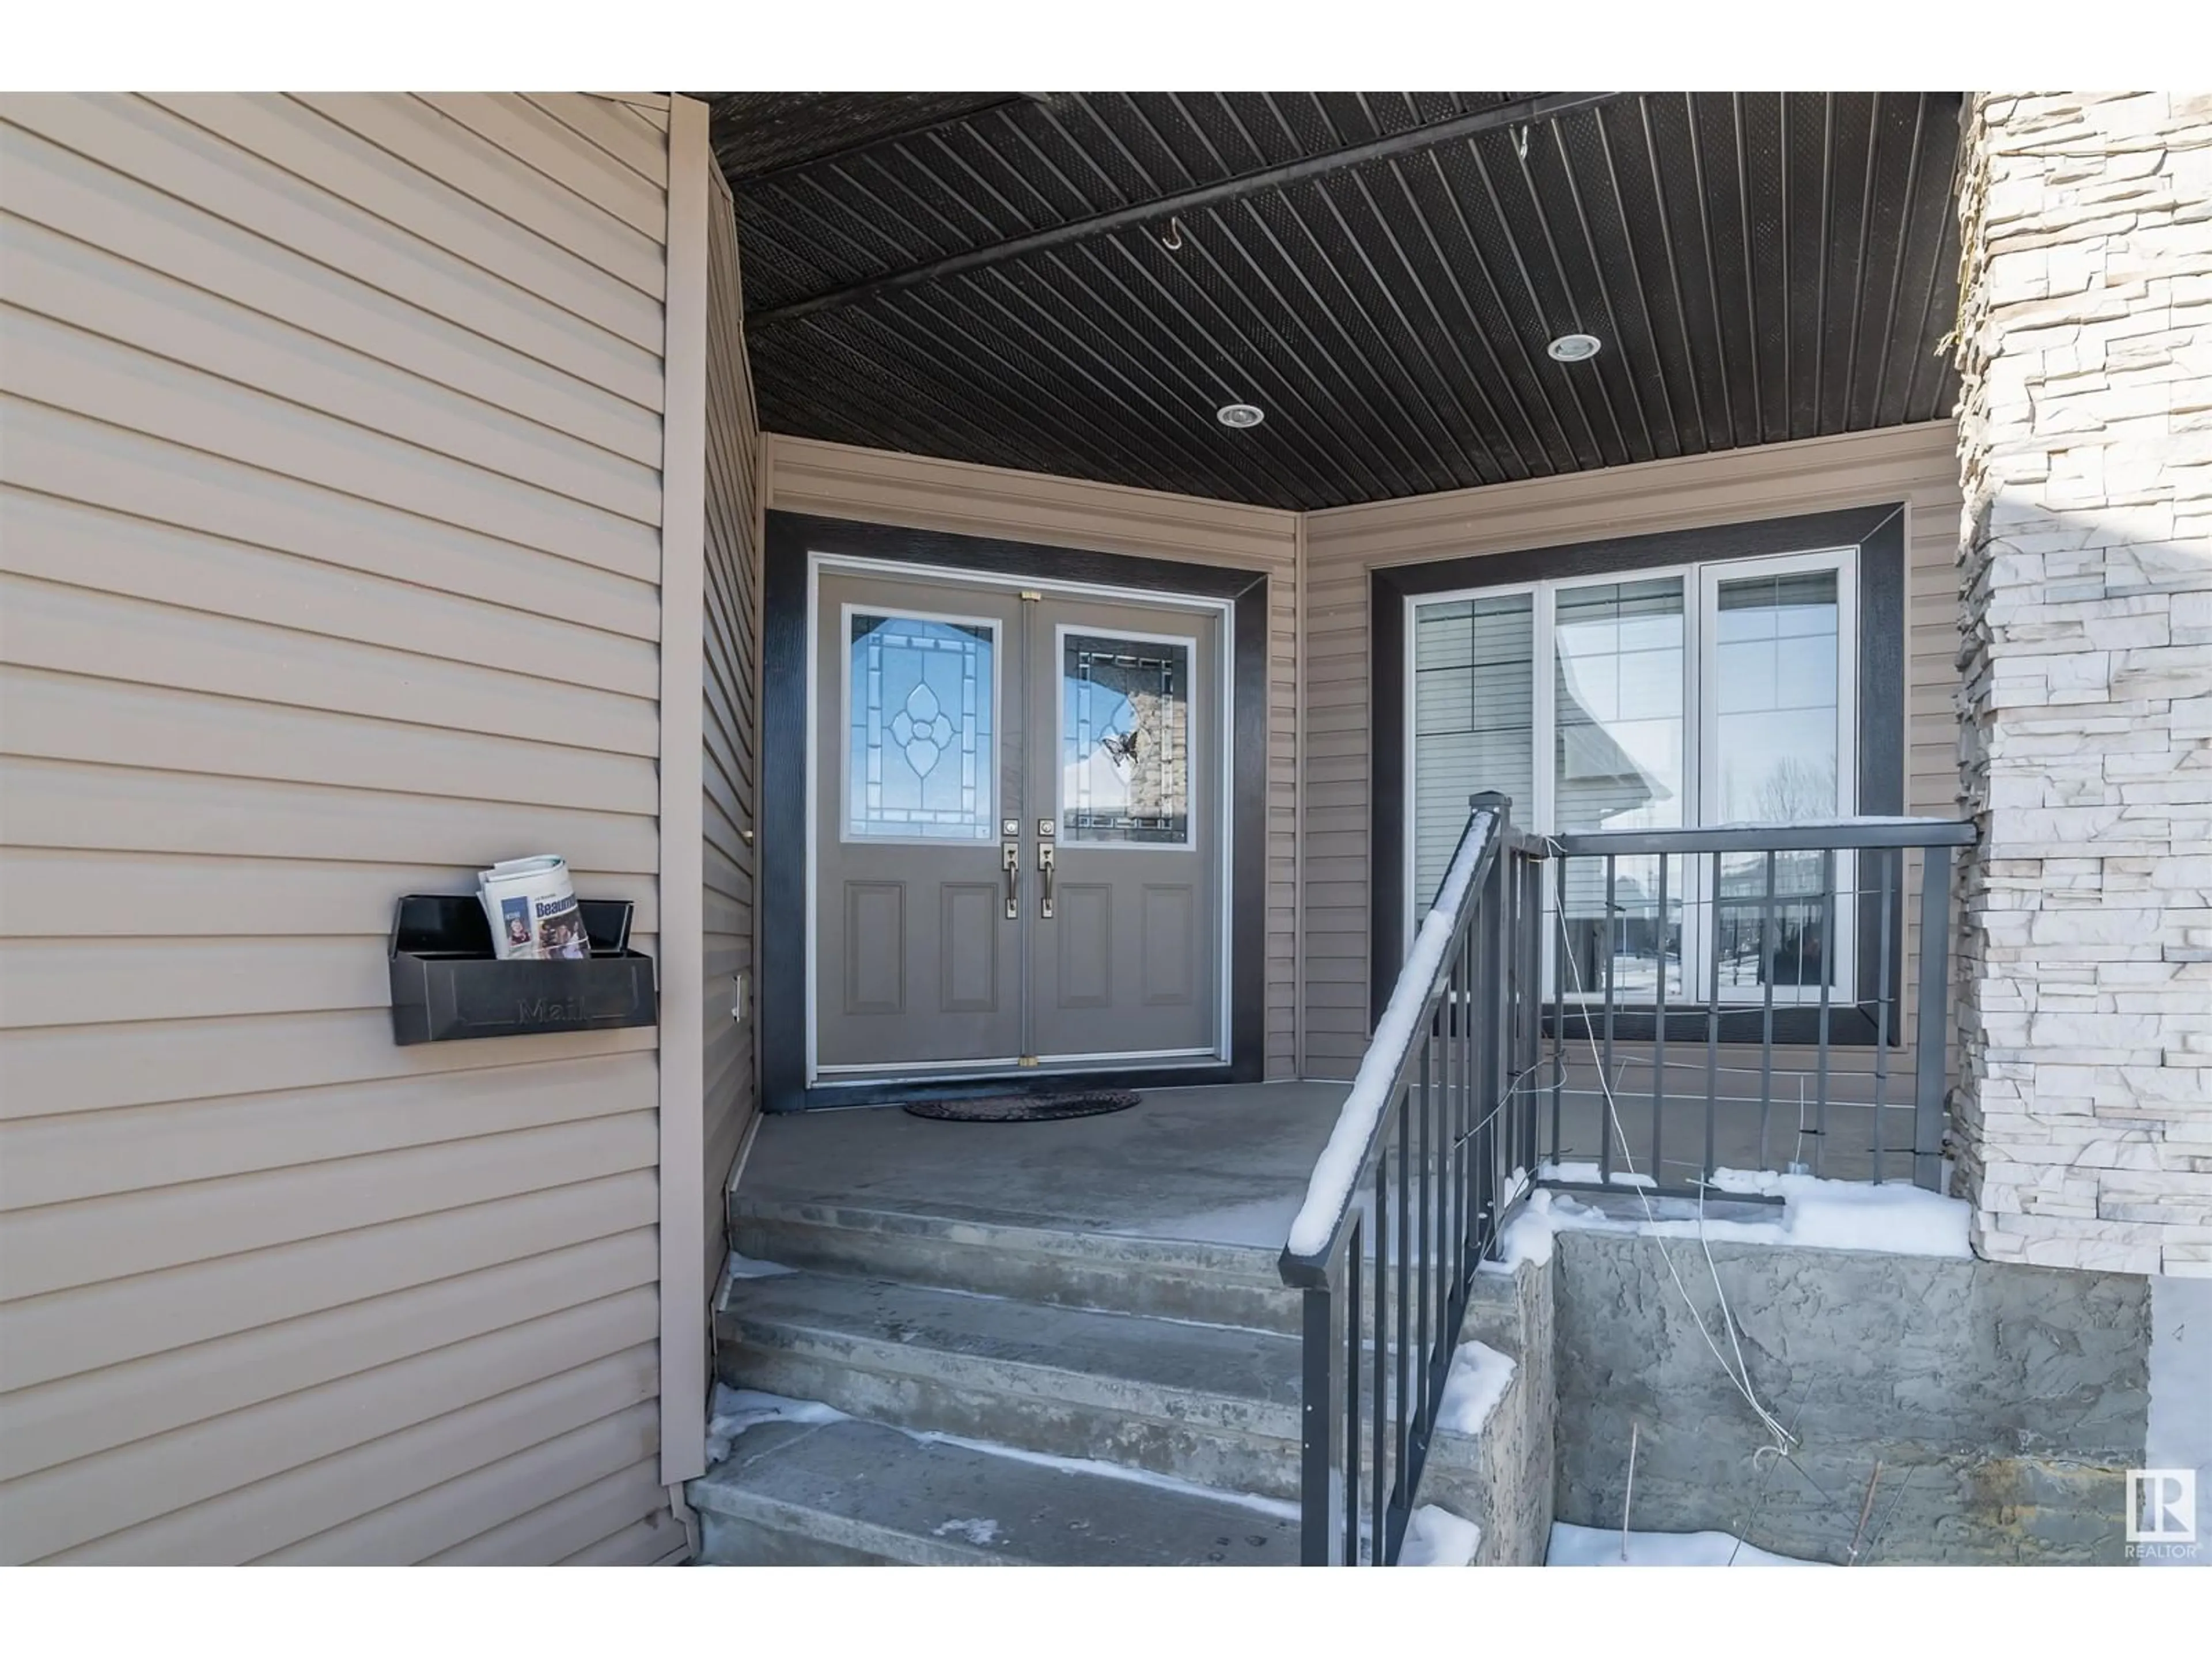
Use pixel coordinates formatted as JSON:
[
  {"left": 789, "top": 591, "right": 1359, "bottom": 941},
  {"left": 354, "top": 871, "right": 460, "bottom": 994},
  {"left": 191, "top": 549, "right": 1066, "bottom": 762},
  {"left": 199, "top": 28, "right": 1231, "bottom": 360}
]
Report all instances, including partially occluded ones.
[{"left": 388, "top": 894, "right": 657, "bottom": 1046}]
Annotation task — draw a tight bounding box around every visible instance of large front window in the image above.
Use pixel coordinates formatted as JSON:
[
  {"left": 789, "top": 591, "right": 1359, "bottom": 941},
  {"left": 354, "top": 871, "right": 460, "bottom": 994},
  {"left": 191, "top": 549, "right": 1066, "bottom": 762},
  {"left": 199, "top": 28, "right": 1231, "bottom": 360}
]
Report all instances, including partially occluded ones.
[{"left": 1410, "top": 548, "right": 1857, "bottom": 1002}]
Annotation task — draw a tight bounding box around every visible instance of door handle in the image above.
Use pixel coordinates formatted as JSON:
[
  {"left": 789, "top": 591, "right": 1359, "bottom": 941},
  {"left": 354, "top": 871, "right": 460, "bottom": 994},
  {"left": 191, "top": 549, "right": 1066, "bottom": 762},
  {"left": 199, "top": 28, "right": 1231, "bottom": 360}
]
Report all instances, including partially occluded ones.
[
  {"left": 1038, "top": 843, "right": 1055, "bottom": 920},
  {"left": 1002, "top": 842, "right": 1020, "bottom": 920}
]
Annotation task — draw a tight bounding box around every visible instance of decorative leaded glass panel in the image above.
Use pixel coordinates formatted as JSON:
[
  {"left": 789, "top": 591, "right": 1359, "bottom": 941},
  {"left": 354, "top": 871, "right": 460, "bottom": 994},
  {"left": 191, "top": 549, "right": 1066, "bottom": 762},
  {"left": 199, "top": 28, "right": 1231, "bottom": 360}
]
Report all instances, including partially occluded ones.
[
  {"left": 1062, "top": 633, "right": 1191, "bottom": 845},
  {"left": 847, "top": 612, "right": 995, "bottom": 840}
]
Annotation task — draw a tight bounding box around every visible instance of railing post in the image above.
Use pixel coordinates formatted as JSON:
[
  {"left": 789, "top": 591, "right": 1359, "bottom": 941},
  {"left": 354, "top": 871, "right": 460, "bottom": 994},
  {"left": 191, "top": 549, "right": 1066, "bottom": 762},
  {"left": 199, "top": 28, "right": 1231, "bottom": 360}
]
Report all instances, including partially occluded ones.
[
  {"left": 1913, "top": 843, "right": 1955, "bottom": 1191},
  {"left": 1469, "top": 793, "right": 1510, "bottom": 1260},
  {"left": 1299, "top": 1280, "right": 1344, "bottom": 1564}
]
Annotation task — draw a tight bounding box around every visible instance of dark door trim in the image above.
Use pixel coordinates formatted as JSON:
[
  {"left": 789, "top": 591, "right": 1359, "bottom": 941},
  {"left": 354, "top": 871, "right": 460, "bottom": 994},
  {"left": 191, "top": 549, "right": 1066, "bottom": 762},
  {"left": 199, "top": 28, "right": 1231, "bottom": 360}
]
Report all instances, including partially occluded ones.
[
  {"left": 762, "top": 510, "right": 1269, "bottom": 1111},
  {"left": 1369, "top": 502, "right": 1908, "bottom": 1044}
]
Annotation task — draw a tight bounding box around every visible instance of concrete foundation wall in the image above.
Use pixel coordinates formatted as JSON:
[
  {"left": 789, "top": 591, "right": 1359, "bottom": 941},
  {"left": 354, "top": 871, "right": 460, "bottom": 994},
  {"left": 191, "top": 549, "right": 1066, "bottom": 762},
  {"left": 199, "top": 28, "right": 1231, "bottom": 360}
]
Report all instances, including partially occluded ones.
[
  {"left": 1550, "top": 1230, "right": 2152, "bottom": 1564},
  {"left": 1455, "top": 1258, "right": 1555, "bottom": 1565}
]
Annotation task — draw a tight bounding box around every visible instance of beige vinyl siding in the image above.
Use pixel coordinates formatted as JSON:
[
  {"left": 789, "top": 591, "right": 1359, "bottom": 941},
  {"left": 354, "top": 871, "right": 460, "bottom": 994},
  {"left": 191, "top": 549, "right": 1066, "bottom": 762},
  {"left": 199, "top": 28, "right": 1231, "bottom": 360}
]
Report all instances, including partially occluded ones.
[
  {"left": 0, "top": 92, "right": 685, "bottom": 1565},
  {"left": 1299, "top": 422, "right": 1964, "bottom": 1079},
  {"left": 763, "top": 435, "right": 1304, "bottom": 1078},
  {"left": 700, "top": 164, "right": 762, "bottom": 1293}
]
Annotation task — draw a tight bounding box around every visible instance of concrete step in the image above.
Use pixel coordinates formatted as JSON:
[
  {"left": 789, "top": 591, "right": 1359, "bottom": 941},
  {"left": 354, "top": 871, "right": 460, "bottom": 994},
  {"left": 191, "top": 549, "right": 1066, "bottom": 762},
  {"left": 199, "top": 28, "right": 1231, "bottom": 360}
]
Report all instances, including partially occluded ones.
[
  {"left": 688, "top": 1417, "right": 1300, "bottom": 1566},
  {"left": 729, "top": 1191, "right": 1536, "bottom": 1352},
  {"left": 713, "top": 1267, "right": 1513, "bottom": 1513},
  {"left": 716, "top": 1268, "right": 1305, "bottom": 1498},
  {"left": 729, "top": 1192, "right": 1301, "bottom": 1332}
]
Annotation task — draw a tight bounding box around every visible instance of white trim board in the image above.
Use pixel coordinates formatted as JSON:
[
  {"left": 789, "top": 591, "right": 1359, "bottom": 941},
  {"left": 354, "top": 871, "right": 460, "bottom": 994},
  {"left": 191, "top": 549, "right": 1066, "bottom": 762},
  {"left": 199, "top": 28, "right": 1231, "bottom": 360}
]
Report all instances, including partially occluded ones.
[{"left": 654, "top": 92, "right": 710, "bottom": 1493}]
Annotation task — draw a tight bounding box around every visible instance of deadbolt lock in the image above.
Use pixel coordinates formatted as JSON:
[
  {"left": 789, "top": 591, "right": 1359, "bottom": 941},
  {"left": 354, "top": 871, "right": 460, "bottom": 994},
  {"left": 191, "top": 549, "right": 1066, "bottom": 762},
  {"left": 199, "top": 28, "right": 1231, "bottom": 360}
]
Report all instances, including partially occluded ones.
[{"left": 1037, "top": 819, "right": 1055, "bottom": 838}]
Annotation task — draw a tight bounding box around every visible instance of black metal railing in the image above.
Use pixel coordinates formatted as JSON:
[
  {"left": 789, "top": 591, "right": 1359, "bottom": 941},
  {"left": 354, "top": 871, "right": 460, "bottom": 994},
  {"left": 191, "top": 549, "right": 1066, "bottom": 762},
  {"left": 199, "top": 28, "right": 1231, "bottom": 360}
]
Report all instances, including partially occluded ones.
[
  {"left": 1541, "top": 816, "right": 1975, "bottom": 1195},
  {"left": 1277, "top": 792, "right": 1546, "bottom": 1566},
  {"left": 1277, "top": 798, "right": 1973, "bottom": 1565}
]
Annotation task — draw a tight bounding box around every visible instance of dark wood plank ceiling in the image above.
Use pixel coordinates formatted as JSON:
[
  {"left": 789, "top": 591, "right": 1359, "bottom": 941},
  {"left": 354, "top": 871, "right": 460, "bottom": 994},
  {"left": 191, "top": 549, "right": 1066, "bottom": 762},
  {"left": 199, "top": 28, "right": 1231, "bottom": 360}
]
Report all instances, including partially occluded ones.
[{"left": 699, "top": 92, "right": 1965, "bottom": 512}]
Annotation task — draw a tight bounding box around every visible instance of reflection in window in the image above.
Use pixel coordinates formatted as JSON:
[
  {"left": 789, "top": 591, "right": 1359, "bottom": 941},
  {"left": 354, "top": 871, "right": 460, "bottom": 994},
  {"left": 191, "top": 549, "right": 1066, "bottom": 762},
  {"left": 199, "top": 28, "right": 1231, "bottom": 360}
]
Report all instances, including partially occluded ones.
[
  {"left": 1063, "top": 635, "right": 1191, "bottom": 844},
  {"left": 1404, "top": 548, "right": 1859, "bottom": 1005},
  {"left": 848, "top": 613, "right": 994, "bottom": 840},
  {"left": 1412, "top": 593, "right": 1533, "bottom": 908},
  {"left": 1556, "top": 579, "right": 1685, "bottom": 1002},
  {"left": 1714, "top": 570, "right": 1842, "bottom": 990}
]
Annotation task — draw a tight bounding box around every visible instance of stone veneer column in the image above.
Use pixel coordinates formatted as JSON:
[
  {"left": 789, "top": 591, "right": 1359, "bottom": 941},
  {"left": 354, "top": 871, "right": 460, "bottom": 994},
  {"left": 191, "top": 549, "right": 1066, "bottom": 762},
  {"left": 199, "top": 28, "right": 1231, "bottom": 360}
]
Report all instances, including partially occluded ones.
[{"left": 1951, "top": 92, "right": 2212, "bottom": 1276}]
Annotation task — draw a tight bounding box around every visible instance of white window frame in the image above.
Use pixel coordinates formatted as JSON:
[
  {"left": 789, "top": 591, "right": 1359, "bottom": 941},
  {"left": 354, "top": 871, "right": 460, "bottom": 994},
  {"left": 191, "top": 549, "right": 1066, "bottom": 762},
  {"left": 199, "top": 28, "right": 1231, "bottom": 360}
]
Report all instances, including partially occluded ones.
[{"left": 1404, "top": 544, "right": 1861, "bottom": 1005}]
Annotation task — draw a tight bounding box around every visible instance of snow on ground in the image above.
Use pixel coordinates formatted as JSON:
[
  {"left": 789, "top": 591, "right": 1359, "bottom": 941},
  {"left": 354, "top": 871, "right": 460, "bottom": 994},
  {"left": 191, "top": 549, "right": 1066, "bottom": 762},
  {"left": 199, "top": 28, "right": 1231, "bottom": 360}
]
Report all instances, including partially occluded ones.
[
  {"left": 703, "top": 1385, "right": 1298, "bottom": 1520},
  {"left": 908, "top": 1427, "right": 1298, "bottom": 1520},
  {"left": 931, "top": 1517, "right": 1003, "bottom": 1546},
  {"left": 1400, "top": 1505, "right": 1482, "bottom": 1566},
  {"left": 725, "top": 1251, "right": 797, "bottom": 1279},
  {"left": 1546, "top": 1521, "right": 1822, "bottom": 1567},
  {"left": 1493, "top": 1199, "right": 1556, "bottom": 1268},
  {"left": 1488, "top": 1165, "right": 1971, "bottom": 1267},
  {"left": 704, "top": 1385, "right": 847, "bottom": 1463},
  {"left": 1706, "top": 1166, "right": 1972, "bottom": 1256},
  {"left": 1435, "top": 1340, "right": 1516, "bottom": 1436},
  {"left": 1544, "top": 1161, "right": 1656, "bottom": 1189}
]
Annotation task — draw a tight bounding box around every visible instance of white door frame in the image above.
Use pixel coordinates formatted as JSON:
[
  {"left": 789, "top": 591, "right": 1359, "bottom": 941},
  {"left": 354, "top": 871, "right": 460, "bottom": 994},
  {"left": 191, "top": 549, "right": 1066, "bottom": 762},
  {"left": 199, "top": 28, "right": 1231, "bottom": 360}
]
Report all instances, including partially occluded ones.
[{"left": 802, "top": 550, "right": 1236, "bottom": 1086}]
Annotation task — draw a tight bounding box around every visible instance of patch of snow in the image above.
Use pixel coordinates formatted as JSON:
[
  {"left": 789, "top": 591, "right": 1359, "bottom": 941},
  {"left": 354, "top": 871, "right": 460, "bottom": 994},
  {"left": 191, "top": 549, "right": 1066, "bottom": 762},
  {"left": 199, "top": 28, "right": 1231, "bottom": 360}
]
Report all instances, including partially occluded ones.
[
  {"left": 1547, "top": 1521, "right": 1823, "bottom": 1567},
  {"left": 1491, "top": 1194, "right": 1557, "bottom": 1269},
  {"left": 1288, "top": 809, "right": 1498, "bottom": 1260},
  {"left": 2146, "top": 1273, "right": 2212, "bottom": 1569},
  {"left": 725, "top": 1251, "right": 797, "bottom": 1279},
  {"left": 703, "top": 1385, "right": 847, "bottom": 1464},
  {"left": 702, "top": 1384, "right": 1296, "bottom": 1526},
  {"left": 904, "top": 1429, "right": 1300, "bottom": 1522},
  {"left": 1400, "top": 1505, "right": 1482, "bottom": 1566},
  {"left": 1435, "top": 1340, "right": 1516, "bottom": 1437},
  {"left": 1708, "top": 1166, "right": 1971, "bottom": 1257},
  {"left": 931, "top": 1517, "right": 1003, "bottom": 1546},
  {"left": 1491, "top": 1168, "right": 1971, "bottom": 1263},
  {"left": 1541, "top": 1160, "right": 1656, "bottom": 1190}
]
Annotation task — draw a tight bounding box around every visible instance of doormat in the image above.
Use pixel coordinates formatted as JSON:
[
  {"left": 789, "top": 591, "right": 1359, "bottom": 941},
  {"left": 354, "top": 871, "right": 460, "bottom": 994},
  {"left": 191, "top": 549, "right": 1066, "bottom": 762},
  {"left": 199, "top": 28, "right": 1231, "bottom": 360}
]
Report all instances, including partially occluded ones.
[{"left": 902, "top": 1089, "right": 1142, "bottom": 1123}]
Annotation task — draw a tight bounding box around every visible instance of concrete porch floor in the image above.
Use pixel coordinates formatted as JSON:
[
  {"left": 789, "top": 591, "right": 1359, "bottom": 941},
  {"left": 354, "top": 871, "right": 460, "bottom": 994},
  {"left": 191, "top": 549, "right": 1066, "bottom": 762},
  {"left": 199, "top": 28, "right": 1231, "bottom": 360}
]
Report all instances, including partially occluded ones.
[
  {"left": 735, "top": 1071, "right": 1936, "bottom": 1259},
  {"left": 736, "top": 1082, "right": 1350, "bottom": 1249}
]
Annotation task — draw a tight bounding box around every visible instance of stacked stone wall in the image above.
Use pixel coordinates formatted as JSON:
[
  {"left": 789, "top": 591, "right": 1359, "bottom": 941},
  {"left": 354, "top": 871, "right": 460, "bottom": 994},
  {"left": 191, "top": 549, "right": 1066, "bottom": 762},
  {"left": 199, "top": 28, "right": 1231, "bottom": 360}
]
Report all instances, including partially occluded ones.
[{"left": 1952, "top": 92, "right": 2212, "bottom": 1275}]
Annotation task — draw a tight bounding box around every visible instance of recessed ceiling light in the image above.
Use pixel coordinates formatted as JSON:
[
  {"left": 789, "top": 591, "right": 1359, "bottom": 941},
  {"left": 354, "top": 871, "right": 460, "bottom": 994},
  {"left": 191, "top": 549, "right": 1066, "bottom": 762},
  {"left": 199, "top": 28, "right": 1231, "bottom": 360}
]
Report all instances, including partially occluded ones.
[
  {"left": 1216, "top": 402, "right": 1265, "bottom": 429},
  {"left": 1547, "top": 332, "right": 1603, "bottom": 363}
]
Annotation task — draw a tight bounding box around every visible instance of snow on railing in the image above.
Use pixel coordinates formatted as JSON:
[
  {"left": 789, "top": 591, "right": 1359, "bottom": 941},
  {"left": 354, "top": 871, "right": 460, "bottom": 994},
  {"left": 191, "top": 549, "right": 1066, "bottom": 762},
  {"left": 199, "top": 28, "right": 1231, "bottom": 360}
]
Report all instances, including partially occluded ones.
[{"left": 1283, "top": 802, "right": 1499, "bottom": 1262}]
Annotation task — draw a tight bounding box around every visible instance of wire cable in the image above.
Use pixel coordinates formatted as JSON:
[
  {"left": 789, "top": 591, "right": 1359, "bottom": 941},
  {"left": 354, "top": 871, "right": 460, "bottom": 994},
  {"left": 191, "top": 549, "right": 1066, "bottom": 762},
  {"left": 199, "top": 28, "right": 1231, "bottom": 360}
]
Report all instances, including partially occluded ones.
[{"left": 1543, "top": 836, "right": 1797, "bottom": 1456}]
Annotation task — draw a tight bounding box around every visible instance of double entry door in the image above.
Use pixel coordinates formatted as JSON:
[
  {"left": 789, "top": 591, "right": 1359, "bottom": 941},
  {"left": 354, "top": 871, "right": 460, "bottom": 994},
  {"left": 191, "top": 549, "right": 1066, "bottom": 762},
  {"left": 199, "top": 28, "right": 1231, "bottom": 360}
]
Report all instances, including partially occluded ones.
[{"left": 813, "top": 565, "right": 1225, "bottom": 1081}]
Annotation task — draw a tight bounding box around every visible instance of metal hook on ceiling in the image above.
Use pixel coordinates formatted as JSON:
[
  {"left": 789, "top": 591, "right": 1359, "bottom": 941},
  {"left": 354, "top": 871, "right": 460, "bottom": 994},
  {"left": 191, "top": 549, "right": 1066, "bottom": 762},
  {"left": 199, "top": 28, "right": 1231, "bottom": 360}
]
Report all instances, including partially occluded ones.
[
  {"left": 1514, "top": 124, "right": 1530, "bottom": 162},
  {"left": 1158, "top": 215, "right": 1185, "bottom": 252}
]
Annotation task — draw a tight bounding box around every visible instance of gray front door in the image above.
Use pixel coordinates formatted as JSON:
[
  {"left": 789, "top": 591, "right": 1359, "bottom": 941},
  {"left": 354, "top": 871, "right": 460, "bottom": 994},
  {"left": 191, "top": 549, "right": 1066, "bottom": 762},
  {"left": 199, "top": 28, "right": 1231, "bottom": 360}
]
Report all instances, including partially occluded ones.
[
  {"left": 813, "top": 566, "right": 1223, "bottom": 1080},
  {"left": 1026, "top": 592, "right": 1220, "bottom": 1063}
]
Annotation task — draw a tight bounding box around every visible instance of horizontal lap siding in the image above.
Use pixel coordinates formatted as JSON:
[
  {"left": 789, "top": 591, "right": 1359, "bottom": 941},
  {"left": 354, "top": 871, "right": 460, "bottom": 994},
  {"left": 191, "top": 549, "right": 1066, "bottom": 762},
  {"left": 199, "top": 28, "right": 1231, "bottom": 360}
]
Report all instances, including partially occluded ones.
[
  {"left": 700, "top": 163, "right": 761, "bottom": 1293},
  {"left": 0, "top": 92, "right": 686, "bottom": 1565},
  {"left": 762, "top": 435, "right": 1304, "bottom": 1078},
  {"left": 1299, "top": 423, "right": 1964, "bottom": 1080}
]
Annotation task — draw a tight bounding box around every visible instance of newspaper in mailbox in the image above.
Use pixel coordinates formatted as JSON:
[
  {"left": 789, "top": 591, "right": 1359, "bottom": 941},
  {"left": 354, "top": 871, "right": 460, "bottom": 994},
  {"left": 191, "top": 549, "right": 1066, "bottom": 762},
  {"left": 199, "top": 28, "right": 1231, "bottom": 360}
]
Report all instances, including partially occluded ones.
[{"left": 477, "top": 855, "right": 589, "bottom": 961}]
